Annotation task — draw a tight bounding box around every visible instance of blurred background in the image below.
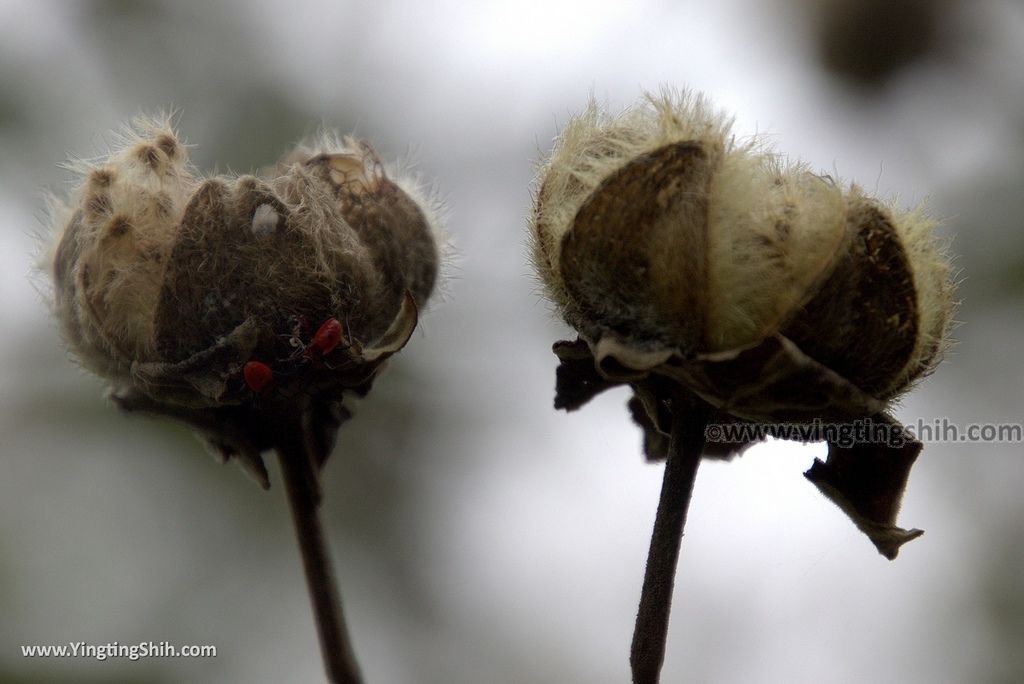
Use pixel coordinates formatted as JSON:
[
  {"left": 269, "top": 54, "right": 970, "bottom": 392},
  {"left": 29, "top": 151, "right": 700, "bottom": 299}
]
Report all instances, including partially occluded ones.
[{"left": 1, "top": 0, "right": 1022, "bottom": 682}]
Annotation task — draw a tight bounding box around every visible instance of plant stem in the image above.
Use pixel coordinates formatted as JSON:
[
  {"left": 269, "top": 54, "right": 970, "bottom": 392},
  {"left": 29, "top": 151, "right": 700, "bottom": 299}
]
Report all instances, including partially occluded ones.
[
  {"left": 277, "top": 410, "right": 363, "bottom": 684},
  {"left": 630, "top": 396, "right": 708, "bottom": 684}
]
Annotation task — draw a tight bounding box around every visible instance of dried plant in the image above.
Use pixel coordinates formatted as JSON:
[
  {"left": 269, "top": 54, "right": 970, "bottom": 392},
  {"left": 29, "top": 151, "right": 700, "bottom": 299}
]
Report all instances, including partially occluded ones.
[
  {"left": 530, "top": 88, "right": 956, "bottom": 683},
  {"left": 45, "top": 116, "right": 444, "bottom": 683}
]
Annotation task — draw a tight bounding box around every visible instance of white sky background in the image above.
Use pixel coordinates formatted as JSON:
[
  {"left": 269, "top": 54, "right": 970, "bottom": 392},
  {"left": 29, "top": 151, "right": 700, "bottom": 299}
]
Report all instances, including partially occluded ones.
[{"left": 1, "top": 1, "right": 1023, "bottom": 682}]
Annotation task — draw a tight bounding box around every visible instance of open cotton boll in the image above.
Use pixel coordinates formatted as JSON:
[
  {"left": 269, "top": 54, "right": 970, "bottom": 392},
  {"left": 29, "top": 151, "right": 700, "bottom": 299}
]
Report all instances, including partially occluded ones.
[
  {"left": 49, "top": 116, "right": 443, "bottom": 410},
  {"left": 45, "top": 115, "right": 445, "bottom": 486}
]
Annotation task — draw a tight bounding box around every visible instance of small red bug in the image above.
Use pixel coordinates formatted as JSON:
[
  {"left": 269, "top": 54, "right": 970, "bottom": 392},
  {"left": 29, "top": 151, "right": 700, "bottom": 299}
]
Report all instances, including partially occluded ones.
[
  {"left": 306, "top": 317, "right": 344, "bottom": 359},
  {"left": 243, "top": 360, "right": 274, "bottom": 394}
]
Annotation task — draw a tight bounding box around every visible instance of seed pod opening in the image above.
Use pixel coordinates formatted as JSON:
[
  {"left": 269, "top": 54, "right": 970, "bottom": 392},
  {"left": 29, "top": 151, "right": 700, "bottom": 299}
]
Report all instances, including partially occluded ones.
[
  {"left": 50, "top": 118, "right": 442, "bottom": 400},
  {"left": 47, "top": 116, "right": 445, "bottom": 482}
]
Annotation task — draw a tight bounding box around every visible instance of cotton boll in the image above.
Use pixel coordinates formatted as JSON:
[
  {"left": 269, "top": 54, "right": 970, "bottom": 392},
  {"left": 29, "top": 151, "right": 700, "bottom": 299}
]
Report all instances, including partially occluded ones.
[{"left": 48, "top": 117, "right": 443, "bottom": 412}]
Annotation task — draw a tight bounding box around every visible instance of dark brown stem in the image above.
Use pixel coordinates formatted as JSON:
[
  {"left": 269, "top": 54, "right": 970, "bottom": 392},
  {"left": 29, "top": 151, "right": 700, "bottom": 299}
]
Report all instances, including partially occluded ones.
[
  {"left": 277, "top": 409, "right": 363, "bottom": 684},
  {"left": 630, "top": 396, "right": 709, "bottom": 684}
]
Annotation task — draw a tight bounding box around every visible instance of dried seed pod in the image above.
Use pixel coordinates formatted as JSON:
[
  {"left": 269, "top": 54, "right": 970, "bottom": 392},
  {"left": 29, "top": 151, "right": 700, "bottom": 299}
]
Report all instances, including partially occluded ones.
[
  {"left": 533, "top": 91, "right": 953, "bottom": 409},
  {"left": 47, "top": 116, "right": 444, "bottom": 484},
  {"left": 531, "top": 89, "right": 957, "bottom": 559}
]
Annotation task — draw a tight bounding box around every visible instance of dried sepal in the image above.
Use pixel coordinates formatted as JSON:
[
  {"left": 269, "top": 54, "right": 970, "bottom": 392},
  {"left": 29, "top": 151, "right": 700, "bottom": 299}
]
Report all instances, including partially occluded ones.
[
  {"left": 552, "top": 338, "right": 620, "bottom": 411},
  {"left": 805, "top": 414, "right": 925, "bottom": 559},
  {"left": 595, "top": 332, "right": 886, "bottom": 423}
]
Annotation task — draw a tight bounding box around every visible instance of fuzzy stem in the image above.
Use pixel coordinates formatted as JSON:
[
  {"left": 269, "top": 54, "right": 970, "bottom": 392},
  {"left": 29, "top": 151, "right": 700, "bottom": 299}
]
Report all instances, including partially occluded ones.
[
  {"left": 277, "top": 410, "right": 363, "bottom": 684},
  {"left": 630, "top": 396, "right": 708, "bottom": 684}
]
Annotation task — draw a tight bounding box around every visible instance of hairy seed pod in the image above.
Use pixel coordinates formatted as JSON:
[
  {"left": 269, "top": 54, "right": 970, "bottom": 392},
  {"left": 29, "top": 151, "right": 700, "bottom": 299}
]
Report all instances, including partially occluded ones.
[
  {"left": 531, "top": 90, "right": 954, "bottom": 419},
  {"left": 531, "top": 89, "right": 958, "bottom": 559},
  {"left": 47, "top": 115, "right": 444, "bottom": 485}
]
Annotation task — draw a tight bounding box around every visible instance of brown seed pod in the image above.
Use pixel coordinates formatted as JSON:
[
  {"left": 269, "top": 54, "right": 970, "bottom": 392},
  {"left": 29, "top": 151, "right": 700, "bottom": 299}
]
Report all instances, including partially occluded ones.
[
  {"left": 533, "top": 92, "right": 953, "bottom": 409},
  {"left": 531, "top": 89, "right": 957, "bottom": 559},
  {"left": 48, "top": 116, "right": 444, "bottom": 486}
]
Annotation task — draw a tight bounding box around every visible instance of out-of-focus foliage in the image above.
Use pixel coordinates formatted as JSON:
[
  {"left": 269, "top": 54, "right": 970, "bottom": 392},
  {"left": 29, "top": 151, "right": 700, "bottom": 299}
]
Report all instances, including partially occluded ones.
[{"left": 809, "top": 0, "right": 958, "bottom": 88}]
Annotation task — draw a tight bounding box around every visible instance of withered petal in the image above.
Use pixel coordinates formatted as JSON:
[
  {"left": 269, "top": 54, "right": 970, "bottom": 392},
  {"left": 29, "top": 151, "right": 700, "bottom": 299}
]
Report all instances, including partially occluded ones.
[
  {"left": 584, "top": 330, "right": 886, "bottom": 423},
  {"left": 361, "top": 292, "right": 418, "bottom": 363},
  {"left": 221, "top": 442, "right": 271, "bottom": 491},
  {"left": 671, "top": 334, "right": 885, "bottom": 422},
  {"left": 627, "top": 393, "right": 670, "bottom": 461},
  {"left": 553, "top": 338, "right": 620, "bottom": 411},
  {"left": 804, "top": 414, "right": 923, "bottom": 559}
]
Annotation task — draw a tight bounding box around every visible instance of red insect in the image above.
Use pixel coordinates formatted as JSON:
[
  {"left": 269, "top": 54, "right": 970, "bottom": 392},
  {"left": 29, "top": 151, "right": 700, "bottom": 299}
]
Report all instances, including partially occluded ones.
[
  {"left": 243, "top": 360, "right": 274, "bottom": 394},
  {"left": 305, "top": 317, "right": 344, "bottom": 359}
]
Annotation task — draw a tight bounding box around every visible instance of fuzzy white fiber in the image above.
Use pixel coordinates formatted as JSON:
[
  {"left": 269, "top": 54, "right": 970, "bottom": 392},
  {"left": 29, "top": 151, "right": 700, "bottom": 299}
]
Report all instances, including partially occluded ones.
[{"left": 50, "top": 115, "right": 194, "bottom": 378}]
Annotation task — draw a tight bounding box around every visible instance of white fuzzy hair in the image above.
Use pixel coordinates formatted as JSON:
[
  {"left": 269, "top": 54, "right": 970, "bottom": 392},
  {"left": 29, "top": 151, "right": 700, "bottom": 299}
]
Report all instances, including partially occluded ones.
[
  {"left": 50, "top": 114, "right": 195, "bottom": 377},
  {"left": 884, "top": 201, "right": 956, "bottom": 391}
]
